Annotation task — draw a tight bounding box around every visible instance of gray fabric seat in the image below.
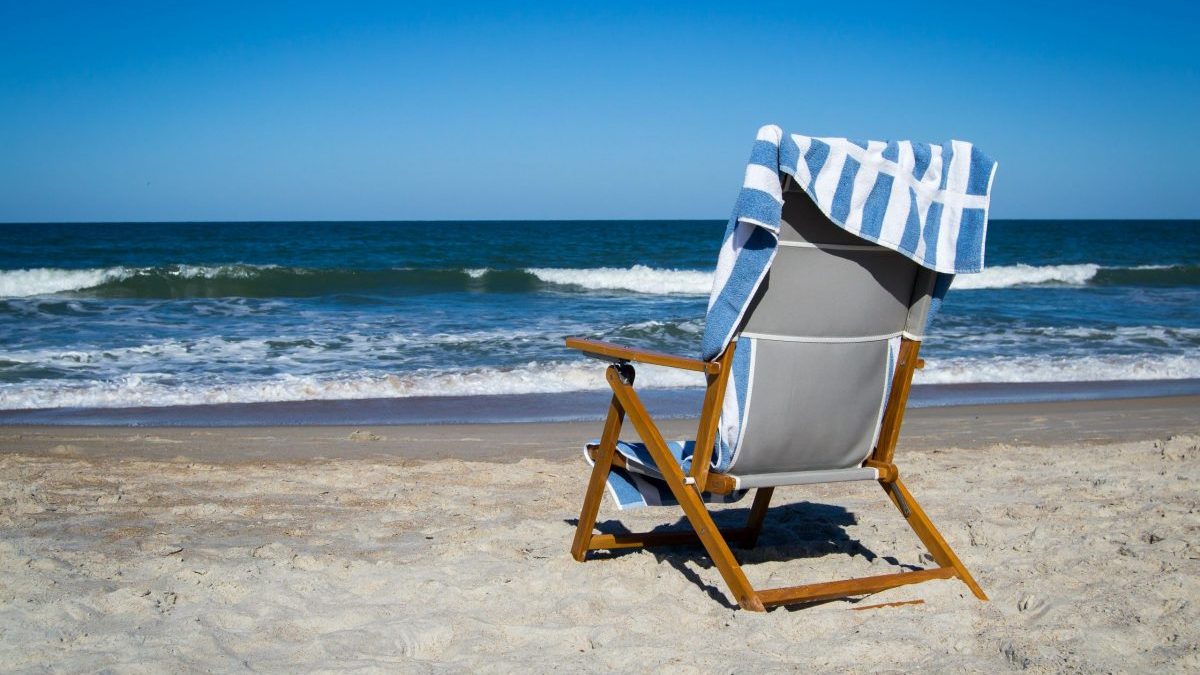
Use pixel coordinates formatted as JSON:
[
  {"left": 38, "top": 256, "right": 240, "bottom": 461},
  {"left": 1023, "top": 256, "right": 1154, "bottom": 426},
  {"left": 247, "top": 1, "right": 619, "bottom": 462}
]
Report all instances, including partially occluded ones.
[{"left": 724, "top": 181, "right": 936, "bottom": 483}]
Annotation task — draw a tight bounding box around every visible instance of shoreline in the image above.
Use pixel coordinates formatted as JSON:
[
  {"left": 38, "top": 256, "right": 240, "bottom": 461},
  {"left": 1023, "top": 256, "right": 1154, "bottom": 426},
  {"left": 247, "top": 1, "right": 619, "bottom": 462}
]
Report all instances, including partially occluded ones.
[
  {"left": 3, "top": 394, "right": 1198, "bottom": 463},
  {"left": 1, "top": 377, "right": 1198, "bottom": 428}
]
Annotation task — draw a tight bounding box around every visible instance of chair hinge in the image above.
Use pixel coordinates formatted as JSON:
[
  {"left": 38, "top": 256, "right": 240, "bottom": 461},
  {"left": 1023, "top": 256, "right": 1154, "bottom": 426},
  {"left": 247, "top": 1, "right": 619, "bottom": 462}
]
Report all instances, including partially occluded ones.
[{"left": 614, "top": 362, "right": 636, "bottom": 385}]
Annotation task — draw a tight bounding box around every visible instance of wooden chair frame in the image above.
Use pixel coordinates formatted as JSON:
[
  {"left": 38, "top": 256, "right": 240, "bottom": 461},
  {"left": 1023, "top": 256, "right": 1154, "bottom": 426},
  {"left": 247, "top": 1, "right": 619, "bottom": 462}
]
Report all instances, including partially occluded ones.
[{"left": 565, "top": 336, "right": 987, "bottom": 611}]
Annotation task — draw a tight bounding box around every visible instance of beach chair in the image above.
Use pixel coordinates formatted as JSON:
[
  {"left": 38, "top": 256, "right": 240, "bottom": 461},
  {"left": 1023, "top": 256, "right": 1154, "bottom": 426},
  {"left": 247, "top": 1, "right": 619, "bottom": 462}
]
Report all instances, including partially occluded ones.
[{"left": 565, "top": 151, "right": 990, "bottom": 611}]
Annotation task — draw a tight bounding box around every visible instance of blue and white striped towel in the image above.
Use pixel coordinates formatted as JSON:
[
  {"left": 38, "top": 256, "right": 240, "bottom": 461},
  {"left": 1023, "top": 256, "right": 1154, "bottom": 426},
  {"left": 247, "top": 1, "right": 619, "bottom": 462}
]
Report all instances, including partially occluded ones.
[
  {"left": 585, "top": 439, "right": 746, "bottom": 510},
  {"left": 593, "top": 125, "right": 997, "bottom": 510}
]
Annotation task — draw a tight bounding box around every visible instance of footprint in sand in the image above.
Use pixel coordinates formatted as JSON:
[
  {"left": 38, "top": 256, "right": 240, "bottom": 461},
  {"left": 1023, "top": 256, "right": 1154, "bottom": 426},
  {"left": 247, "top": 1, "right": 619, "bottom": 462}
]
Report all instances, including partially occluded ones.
[
  {"left": 1017, "top": 593, "right": 1052, "bottom": 622},
  {"left": 125, "top": 435, "right": 183, "bottom": 444},
  {"left": 348, "top": 430, "right": 384, "bottom": 442}
]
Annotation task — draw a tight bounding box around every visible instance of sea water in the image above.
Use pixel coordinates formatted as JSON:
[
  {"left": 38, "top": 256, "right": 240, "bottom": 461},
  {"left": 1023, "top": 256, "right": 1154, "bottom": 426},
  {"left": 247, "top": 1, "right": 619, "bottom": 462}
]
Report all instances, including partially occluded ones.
[{"left": 0, "top": 220, "right": 1197, "bottom": 420}]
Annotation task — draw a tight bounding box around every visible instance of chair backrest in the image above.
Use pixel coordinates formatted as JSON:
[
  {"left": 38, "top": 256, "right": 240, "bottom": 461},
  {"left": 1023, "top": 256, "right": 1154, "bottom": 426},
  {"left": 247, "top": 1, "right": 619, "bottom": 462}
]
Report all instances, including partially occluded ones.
[{"left": 726, "top": 181, "right": 936, "bottom": 475}]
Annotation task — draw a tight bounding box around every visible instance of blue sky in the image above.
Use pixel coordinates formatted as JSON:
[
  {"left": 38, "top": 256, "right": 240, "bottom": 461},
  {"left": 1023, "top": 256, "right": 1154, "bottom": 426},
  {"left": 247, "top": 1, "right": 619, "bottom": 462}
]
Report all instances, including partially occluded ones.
[{"left": 1, "top": 1, "right": 1197, "bottom": 221}]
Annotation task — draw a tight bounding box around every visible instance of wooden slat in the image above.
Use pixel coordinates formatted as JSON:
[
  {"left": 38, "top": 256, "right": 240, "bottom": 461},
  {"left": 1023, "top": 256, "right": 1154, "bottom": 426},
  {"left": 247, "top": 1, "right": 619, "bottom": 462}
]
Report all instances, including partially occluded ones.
[
  {"left": 589, "top": 527, "right": 757, "bottom": 551},
  {"left": 756, "top": 567, "right": 955, "bottom": 608},
  {"left": 565, "top": 337, "right": 717, "bottom": 373},
  {"left": 871, "top": 338, "right": 921, "bottom": 465},
  {"left": 606, "top": 368, "right": 765, "bottom": 611},
  {"left": 883, "top": 478, "right": 989, "bottom": 600},
  {"left": 570, "top": 389, "right": 626, "bottom": 562},
  {"left": 689, "top": 342, "right": 736, "bottom": 488},
  {"left": 744, "top": 487, "right": 774, "bottom": 542}
]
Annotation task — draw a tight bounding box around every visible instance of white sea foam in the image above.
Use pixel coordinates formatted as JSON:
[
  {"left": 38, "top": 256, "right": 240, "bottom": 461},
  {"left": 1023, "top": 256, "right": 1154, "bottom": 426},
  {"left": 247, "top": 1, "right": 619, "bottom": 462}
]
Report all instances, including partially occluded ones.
[
  {"left": 0, "top": 267, "right": 134, "bottom": 298},
  {"left": 3, "top": 349, "right": 1198, "bottom": 410},
  {"left": 4, "top": 345, "right": 1199, "bottom": 410},
  {"left": 0, "top": 264, "right": 287, "bottom": 298},
  {"left": 526, "top": 265, "right": 714, "bottom": 295},
  {"left": 615, "top": 318, "right": 706, "bottom": 335},
  {"left": 1019, "top": 325, "right": 1200, "bottom": 343},
  {"left": 170, "top": 264, "right": 276, "bottom": 279},
  {"left": 0, "top": 329, "right": 571, "bottom": 370},
  {"left": 953, "top": 263, "right": 1100, "bottom": 289},
  {"left": 465, "top": 268, "right": 489, "bottom": 279},
  {"left": 0, "top": 361, "right": 705, "bottom": 410},
  {"left": 915, "top": 353, "right": 1200, "bottom": 384}
]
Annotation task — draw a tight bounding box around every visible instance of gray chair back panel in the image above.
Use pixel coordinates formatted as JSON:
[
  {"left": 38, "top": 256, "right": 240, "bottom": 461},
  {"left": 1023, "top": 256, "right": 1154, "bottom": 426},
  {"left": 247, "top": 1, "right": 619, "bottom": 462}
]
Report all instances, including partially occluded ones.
[
  {"left": 726, "top": 185, "right": 934, "bottom": 476},
  {"left": 730, "top": 339, "right": 889, "bottom": 474},
  {"left": 739, "top": 245, "right": 917, "bottom": 339}
]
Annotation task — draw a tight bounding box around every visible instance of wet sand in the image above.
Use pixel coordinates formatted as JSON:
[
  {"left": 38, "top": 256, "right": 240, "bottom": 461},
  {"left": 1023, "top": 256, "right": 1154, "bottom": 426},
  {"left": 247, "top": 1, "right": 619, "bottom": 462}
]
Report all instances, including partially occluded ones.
[{"left": 2, "top": 395, "right": 1197, "bottom": 463}]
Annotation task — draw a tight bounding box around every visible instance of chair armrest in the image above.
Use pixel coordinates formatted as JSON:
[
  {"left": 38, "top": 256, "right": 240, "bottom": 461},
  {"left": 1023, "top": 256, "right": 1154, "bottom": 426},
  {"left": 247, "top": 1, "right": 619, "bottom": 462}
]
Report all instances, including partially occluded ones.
[{"left": 565, "top": 337, "right": 719, "bottom": 374}]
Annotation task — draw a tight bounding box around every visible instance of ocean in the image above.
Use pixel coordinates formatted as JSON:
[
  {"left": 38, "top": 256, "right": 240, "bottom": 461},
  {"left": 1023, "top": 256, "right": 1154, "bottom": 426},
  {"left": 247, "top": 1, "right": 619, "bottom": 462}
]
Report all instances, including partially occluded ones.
[{"left": 0, "top": 220, "right": 1197, "bottom": 424}]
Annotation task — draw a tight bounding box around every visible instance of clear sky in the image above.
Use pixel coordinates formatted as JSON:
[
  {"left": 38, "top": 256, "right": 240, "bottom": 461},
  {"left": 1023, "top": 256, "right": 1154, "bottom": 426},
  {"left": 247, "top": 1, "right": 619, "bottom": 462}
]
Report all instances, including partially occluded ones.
[{"left": 1, "top": 1, "right": 1197, "bottom": 222}]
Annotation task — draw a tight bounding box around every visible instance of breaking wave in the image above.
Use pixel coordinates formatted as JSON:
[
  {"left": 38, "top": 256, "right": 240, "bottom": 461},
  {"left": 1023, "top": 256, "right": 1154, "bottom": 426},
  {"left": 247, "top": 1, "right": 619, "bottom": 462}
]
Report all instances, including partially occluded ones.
[
  {"left": 954, "top": 263, "right": 1199, "bottom": 289},
  {"left": 526, "top": 265, "right": 713, "bottom": 295},
  {"left": 2, "top": 262, "right": 1193, "bottom": 299},
  {"left": 0, "top": 264, "right": 714, "bottom": 299},
  {"left": 916, "top": 353, "right": 1200, "bottom": 384}
]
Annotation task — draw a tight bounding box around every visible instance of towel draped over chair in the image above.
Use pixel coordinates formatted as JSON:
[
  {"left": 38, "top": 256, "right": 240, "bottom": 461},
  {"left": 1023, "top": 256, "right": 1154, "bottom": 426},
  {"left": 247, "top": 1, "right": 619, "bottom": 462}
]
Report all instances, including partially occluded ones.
[{"left": 593, "top": 125, "right": 997, "bottom": 510}]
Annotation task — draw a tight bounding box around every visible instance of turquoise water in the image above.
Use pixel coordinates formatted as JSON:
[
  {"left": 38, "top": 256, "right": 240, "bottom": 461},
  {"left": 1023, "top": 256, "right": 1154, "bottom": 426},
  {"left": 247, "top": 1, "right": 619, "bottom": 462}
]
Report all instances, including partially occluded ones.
[{"left": 0, "top": 220, "right": 1197, "bottom": 417}]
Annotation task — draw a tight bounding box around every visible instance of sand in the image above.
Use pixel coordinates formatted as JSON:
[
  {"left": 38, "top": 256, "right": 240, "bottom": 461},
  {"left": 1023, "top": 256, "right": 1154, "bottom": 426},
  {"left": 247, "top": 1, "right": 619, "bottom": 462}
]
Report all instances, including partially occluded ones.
[{"left": 1, "top": 403, "right": 1198, "bottom": 672}]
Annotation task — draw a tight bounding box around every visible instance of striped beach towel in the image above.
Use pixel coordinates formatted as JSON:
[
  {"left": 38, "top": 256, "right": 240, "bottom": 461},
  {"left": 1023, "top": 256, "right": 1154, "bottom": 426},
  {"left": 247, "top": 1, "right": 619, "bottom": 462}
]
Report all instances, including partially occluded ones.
[{"left": 596, "top": 125, "right": 997, "bottom": 509}]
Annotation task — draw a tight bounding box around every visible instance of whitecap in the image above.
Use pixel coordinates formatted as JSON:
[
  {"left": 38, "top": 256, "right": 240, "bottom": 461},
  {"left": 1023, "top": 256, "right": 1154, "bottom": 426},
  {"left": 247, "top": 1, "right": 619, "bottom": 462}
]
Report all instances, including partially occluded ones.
[
  {"left": 0, "top": 267, "right": 133, "bottom": 297},
  {"left": 526, "top": 265, "right": 713, "bottom": 295},
  {"left": 916, "top": 353, "right": 1200, "bottom": 384},
  {"left": 953, "top": 263, "right": 1100, "bottom": 289}
]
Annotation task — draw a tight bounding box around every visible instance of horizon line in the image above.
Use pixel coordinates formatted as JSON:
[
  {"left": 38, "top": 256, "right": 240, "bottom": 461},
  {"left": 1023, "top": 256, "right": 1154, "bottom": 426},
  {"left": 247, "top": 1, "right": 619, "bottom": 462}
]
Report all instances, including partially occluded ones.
[{"left": 2, "top": 217, "right": 1198, "bottom": 225}]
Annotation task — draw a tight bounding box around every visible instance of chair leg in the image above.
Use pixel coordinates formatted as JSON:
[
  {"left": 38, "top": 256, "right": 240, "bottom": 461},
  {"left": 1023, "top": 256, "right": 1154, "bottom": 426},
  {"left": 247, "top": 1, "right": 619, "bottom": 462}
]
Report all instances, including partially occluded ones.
[
  {"left": 570, "top": 396, "right": 624, "bottom": 562},
  {"left": 648, "top": 450, "right": 764, "bottom": 611},
  {"left": 608, "top": 373, "right": 765, "bottom": 611},
  {"left": 881, "top": 478, "right": 987, "bottom": 600},
  {"left": 742, "top": 487, "right": 774, "bottom": 548}
]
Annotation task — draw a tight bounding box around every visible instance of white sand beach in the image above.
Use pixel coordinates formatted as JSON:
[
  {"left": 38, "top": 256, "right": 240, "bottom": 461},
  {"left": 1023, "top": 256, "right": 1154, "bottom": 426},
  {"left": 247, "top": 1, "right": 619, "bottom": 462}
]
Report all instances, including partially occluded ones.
[{"left": 1, "top": 402, "right": 1198, "bottom": 672}]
